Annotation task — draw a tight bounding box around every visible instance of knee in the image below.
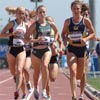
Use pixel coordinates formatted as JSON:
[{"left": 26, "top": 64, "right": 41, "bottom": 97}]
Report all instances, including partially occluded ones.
[
  {"left": 76, "top": 73, "right": 83, "bottom": 80},
  {"left": 70, "top": 70, "right": 77, "bottom": 78},
  {"left": 42, "top": 63, "right": 48, "bottom": 70},
  {"left": 17, "top": 68, "right": 23, "bottom": 74}
]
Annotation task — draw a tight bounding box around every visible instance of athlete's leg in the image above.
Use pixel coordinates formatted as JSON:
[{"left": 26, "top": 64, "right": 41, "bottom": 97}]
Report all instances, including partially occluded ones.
[
  {"left": 31, "top": 54, "right": 41, "bottom": 99},
  {"left": 41, "top": 51, "right": 52, "bottom": 98},
  {"left": 49, "top": 63, "right": 58, "bottom": 82},
  {"left": 80, "top": 57, "right": 89, "bottom": 98},
  {"left": 67, "top": 52, "right": 77, "bottom": 99},
  {"left": 24, "top": 57, "right": 32, "bottom": 92},
  {"left": 46, "top": 63, "right": 58, "bottom": 97},
  {"left": 41, "top": 51, "right": 52, "bottom": 90},
  {"left": 16, "top": 51, "right": 26, "bottom": 92},
  {"left": 7, "top": 52, "right": 16, "bottom": 76},
  {"left": 76, "top": 57, "right": 85, "bottom": 100}
]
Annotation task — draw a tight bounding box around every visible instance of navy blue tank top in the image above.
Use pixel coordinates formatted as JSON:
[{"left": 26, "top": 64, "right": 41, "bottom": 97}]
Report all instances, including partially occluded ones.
[{"left": 68, "top": 17, "right": 86, "bottom": 44}]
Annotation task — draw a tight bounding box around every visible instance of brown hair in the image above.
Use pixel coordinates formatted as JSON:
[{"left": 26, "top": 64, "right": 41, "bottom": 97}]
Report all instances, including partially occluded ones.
[
  {"left": 71, "top": 1, "right": 82, "bottom": 9},
  {"left": 81, "top": 3, "right": 90, "bottom": 13},
  {"left": 36, "top": 5, "right": 46, "bottom": 12}
]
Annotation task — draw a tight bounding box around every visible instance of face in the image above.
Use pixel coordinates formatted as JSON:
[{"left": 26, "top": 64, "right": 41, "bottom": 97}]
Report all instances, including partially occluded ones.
[
  {"left": 82, "top": 10, "right": 89, "bottom": 18},
  {"left": 37, "top": 6, "right": 46, "bottom": 19},
  {"left": 24, "top": 10, "right": 30, "bottom": 22},
  {"left": 16, "top": 7, "right": 25, "bottom": 21},
  {"left": 71, "top": 4, "right": 81, "bottom": 16}
]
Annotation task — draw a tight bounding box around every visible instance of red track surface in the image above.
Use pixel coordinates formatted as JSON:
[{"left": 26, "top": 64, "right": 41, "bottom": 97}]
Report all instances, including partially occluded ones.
[{"left": 0, "top": 68, "right": 90, "bottom": 100}]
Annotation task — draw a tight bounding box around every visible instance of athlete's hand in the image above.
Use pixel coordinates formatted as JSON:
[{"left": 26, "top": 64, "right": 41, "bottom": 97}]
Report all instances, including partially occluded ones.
[
  {"left": 38, "top": 36, "right": 45, "bottom": 42},
  {"left": 9, "top": 32, "right": 15, "bottom": 37},
  {"left": 59, "top": 49, "right": 64, "bottom": 56},
  {"left": 80, "top": 38, "right": 86, "bottom": 45}
]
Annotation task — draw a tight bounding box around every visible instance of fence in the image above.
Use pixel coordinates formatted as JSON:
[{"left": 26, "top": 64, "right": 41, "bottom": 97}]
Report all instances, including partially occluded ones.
[{"left": 86, "top": 54, "right": 100, "bottom": 92}]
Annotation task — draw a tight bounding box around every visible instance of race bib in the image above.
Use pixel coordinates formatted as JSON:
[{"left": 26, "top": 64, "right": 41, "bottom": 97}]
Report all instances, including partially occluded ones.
[
  {"left": 68, "top": 33, "right": 82, "bottom": 41},
  {"left": 44, "top": 36, "right": 51, "bottom": 43},
  {"left": 13, "top": 38, "right": 24, "bottom": 46},
  {"left": 50, "top": 37, "right": 55, "bottom": 42}
]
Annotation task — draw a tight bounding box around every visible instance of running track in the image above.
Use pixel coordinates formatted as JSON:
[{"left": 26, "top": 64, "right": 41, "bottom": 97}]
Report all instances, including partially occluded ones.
[{"left": 0, "top": 68, "right": 90, "bottom": 100}]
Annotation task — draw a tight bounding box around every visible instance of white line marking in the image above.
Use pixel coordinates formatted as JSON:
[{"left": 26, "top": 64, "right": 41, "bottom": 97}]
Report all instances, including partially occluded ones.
[
  {"left": 0, "top": 77, "right": 13, "bottom": 85},
  {"left": 26, "top": 88, "right": 34, "bottom": 100}
]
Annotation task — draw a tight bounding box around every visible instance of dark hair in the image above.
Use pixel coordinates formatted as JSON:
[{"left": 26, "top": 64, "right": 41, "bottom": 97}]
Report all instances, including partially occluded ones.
[
  {"left": 81, "top": 3, "right": 90, "bottom": 13},
  {"left": 25, "top": 9, "right": 30, "bottom": 13},
  {"left": 71, "top": 1, "right": 82, "bottom": 9}
]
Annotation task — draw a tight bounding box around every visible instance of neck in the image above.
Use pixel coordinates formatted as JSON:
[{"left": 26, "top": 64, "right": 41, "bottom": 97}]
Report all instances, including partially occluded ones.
[
  {"left": 72, "top": 15, "right": 82, "bottom": 23},
  {"left": 38, "top": 18, "right": 46, "bottom": 25},
  {"left": 16, "top": 19, "right": 23, "bottom": 25}
]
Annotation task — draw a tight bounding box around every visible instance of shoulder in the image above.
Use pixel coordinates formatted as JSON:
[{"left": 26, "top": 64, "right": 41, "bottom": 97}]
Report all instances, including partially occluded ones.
[
  {"left": 48, "top": 21, "right": 56, "bottom": 29},
  {"left": 63, "top": 18, "right": 71, "bottom": 27},
  {"left": 84, "top": 17, "right": 92, "bottom": 25},
  {"left": 6, "top": 20, "right": 15, "bottom": 29}
]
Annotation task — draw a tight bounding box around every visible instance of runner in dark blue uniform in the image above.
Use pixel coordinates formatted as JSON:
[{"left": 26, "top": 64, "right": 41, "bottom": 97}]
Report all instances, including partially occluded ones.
[{"left": 61, "top": 1, "right": 95, "bottom": 100}]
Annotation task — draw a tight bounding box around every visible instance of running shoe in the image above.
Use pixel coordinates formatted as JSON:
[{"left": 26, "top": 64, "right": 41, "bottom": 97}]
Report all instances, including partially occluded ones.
[
  {"left": 26, "top": 81, "right": 32, "bottom": 93},
  {"left": 14, "top": 91, "right": 19, "bottom": 100},
  {"left": 47, "top": 96, "right": 52, "bottom": 100},
  {"left": 42, "top": 89, "right": 48, "bottom": 98},
  {"left": 72, "top": 96, "right": 77, "bottom": 100},
  {"left": 21, "top": 94, "right": 27, "bottom": 100},
  {"left": 34, "top": 88, "right": 39, "bottom": 100},
  {"left": 79, "top": 96, "right": 84, "bottom": 100}
]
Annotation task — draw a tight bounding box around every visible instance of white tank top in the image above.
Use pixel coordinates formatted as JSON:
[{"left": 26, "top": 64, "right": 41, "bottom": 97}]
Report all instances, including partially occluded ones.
[{"left": 12, "top": 20, "right": 26, "bottom": 46}]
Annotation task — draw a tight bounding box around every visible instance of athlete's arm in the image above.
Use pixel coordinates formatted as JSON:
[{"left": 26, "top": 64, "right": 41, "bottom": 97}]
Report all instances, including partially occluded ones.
[
  {"left": 57, "top": 34, "right": 64, "bottom": 52},
  {"left": 61, "top": 19, "right": 70, "bottom": 46},
  {"left": 24, "top": 22, "right": 37, "bottom": 43},
  {"left": 84, "top": 18, "right": 95, "bottom": 41},
  {"left": 50, "top": 22, "right": 59, "bottom": 41},
  {"left": 0, "top": 21, "right": 14, "bottom": 38}
]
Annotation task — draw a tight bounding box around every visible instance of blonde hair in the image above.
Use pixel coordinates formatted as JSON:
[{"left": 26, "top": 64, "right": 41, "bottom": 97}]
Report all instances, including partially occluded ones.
[{"left": 16, "top": 6, "right": 25, "bottom": 13}]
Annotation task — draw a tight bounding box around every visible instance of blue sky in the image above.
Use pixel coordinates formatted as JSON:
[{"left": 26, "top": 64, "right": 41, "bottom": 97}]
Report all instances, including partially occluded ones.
[{"left": 0, "top": 0, "right": 100, "bottom": 37}]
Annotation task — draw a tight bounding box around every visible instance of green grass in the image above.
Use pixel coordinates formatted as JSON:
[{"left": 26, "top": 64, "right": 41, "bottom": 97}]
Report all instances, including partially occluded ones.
[{"left": 87, "top": 77, "right": 100, "bottom": 91}]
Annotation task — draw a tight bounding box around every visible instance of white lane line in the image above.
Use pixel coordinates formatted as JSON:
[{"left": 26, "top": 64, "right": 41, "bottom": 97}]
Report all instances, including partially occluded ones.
[
  {"left": 26, "top": 88, "right": 34, "bottom": 100},
  {"left": 26, "top": 74, "right": 42, "bottom": 100},
  {"left": 0, "top": 77, "right": 13, "bottom": 85}
]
